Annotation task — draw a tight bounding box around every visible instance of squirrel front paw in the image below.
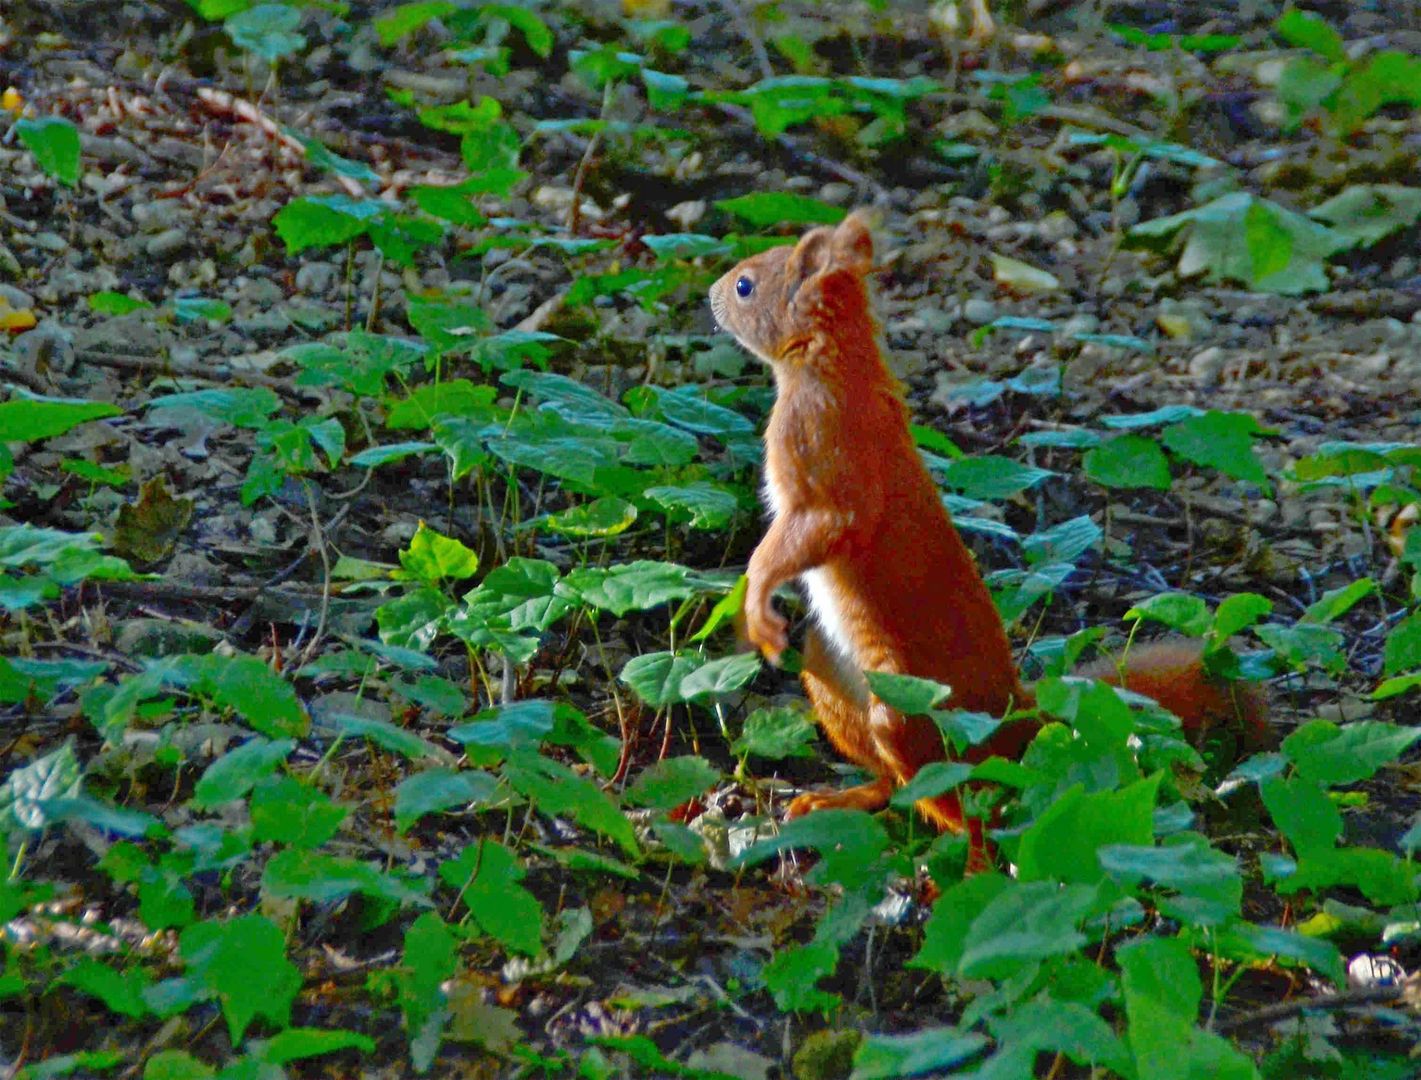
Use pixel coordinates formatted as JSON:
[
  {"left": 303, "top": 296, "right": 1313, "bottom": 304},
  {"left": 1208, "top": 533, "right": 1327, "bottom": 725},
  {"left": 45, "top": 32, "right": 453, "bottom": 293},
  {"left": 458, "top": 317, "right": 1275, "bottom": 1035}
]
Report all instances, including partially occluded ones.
[{"left": 744, "top": 600, "right": 789, "bottom": 663}]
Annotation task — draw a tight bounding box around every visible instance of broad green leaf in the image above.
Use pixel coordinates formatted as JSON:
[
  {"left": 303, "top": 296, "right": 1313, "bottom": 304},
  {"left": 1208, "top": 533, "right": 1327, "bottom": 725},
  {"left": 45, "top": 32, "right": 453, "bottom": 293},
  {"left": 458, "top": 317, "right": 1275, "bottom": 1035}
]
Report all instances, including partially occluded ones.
[
  {"left": 1083, "top": 435, "right": 1171, "bottom": 490},
  {"left": 1260, "top": 774, "right": 1341, "bottom": 858},
  {"left": 939, "top": 455, "right": 1053, "bottom": 499},
  {"left": 330, "top": 712, "right": 449, "bottom": 762},
  {"left": 624, "top": 756, "right": 718, "bottom": 811},
  {"left": 545, "top": 496, "right": 638, "bottom": 538},
  {"left": 249, "top": 776, "right": 348, "bottom": 848},
  {"left": 1099, "top": 836, "right": 1241, "bottom": 925},
  {"left": 1302, "top": 578, "right": 1376, "bottom": 624},
  {"left": 714, "top": 192, "right": 846, "bottom": 227},
  {"left": 15, "top": 116, "right": 82, "bottom": 187},
  {"left": 731, "top": 808, "right": 888, "bottom": 891},
  {"left": 0, "top": 397, "right": 120, "bottom": 442},
  {"left": 462, "top": 558, "right": 570, "bottom": 632},
  {"left": 1310, "top": 185, "right": 1421, "bottom": 248},
  {"left": 192, "top": 738, "right": 296, "bottom": 809},
  {"left": 261, "top": 849, "right": 430, "bottom": 906},
  {"left": 180, "top": 915, "right": 300, "bottom": 1043},
  {"left": 440, "top": 840, "right": 544, "bottom": 956},
  {"left": 225, "top": 4, "right": 305, "bottom": 62},
  {"left": 147, "top": 387, "right": 281, "bottom": 428},
  {"left": 447, "top": 700, "right": 557, "bottom": 752},
  {"left": 1126, "top": 593, "right": 1211, "bottom": 637},
  {"left": 1383, "top": 611, "right": 1421, "bottom": 675},
  {"left": 504, "top": 751, "right": 639, "bottom": 856},
  {"left": 1281, "top": 720, "right": 1421, "bottom": 787},
  {"left": 986, "top": 998, "right": 1130, "bottom": 1074},
  {"left": 398, "top": 521, "right": 479, "bottom": 585},
  {"left": 1129, "top": 191, "right": 1349, "bottom": 295},
  {"left": 373, "top": 1, "right": 457, "bottom": 44},
  {"left": 559, "top": 560, "right": 699, "bottom": 616},
  {"left": 59, "top": 959, "right": 152, "bottom": 1018},
  {"left": 348, "top": 440, "right": 437, "bottom": 468},
  {"left": 1022, "top": 515, "right": 1101, "bottom": 565},
  {"left": 677, "top": 651, "right": 762, "bottom": 702},
  {"left": 619, "top": 650, "right": 701, "bottom": 707},
  {"left": 272, "top": 194, "right": 377, "bottom": 254},
  {"left": 1211, "top": 593, "right": 1273, "bottom": 640},
  {"left": 642, "top": 482, "right": 740, "bottom": 529},
  {"left": 958, "top": 880, "right": 1100, "bottom": 978},
  {"left": 1275, "top": 7, "right": 1345, "bottom": 62},
  {"left": 1161, "top": 411, "right": 1270, "bottom": 491},
  {"left": 1016, "top": 775, "right": 1162, "bottom": 884},
  {"left": 0, "top": 740, "right": 82, "bottom": 834},
  {"left": 865, "top": 671, "right": 952, "bottom": 714},
  {"left": 394, "top": 768, "right": 500, "bottom": 832},
  {"left": 171, "top": 297, "right": 231, "bottom": 324},
  {"left": 852, "top": 1028, "right": 988, "bottom": 1080},
  {"left": 732, "top": 706, "right": 817, "bottom": 759},
  {"left": 889, "top": 761, "right": 975, "bottom": 808},
  {"left": 259, "top": 1028, "right": 376, "bottom": 1064}
]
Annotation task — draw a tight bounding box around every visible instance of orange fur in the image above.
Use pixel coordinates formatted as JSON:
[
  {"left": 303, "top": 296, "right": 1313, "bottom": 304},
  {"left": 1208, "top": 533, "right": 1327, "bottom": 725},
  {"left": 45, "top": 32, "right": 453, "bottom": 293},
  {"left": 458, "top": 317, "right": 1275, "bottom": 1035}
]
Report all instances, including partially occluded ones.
[{"left": 710, "top": 211, "right": 1268, "bottom": 841}]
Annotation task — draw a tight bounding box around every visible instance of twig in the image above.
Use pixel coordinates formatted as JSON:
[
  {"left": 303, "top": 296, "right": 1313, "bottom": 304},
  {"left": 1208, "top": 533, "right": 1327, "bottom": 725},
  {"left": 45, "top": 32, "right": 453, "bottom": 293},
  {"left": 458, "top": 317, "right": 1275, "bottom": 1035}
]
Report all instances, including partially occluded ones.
[
  {"left": 74, "top": 348, "right": 305, "bottom": 396},
  {"left": 568, "top": 80, "right": 615, "bottom": 236},
  {"left": 295, "top": 479, "right": 333, "bottom": 667},
  {"left": 1216, "top": 978, "right": 1419, "bottom": 1034}
]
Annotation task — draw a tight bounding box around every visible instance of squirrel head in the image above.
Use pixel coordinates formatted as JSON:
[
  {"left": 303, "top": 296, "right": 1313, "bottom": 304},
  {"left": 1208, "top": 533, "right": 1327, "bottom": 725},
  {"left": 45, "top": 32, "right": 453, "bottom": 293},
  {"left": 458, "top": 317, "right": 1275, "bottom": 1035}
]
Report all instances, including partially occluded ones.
[{"left": 710, "top": 210, "right": 875, "bottom": 364}]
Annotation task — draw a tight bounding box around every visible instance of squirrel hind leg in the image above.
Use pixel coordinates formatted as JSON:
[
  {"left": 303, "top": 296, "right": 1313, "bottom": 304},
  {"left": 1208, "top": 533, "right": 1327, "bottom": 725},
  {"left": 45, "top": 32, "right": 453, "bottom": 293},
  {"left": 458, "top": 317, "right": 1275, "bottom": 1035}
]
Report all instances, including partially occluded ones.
[{"left": 786, "top": 777, "right": 894, "bottom": 819}]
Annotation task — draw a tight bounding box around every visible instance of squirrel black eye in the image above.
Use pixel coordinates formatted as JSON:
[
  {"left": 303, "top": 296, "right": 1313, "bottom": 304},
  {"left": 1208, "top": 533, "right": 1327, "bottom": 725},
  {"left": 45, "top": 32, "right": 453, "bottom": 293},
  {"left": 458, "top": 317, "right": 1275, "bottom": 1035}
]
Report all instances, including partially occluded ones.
[{"left": 735, "top": 275, "right": 754, "bottom": 298}]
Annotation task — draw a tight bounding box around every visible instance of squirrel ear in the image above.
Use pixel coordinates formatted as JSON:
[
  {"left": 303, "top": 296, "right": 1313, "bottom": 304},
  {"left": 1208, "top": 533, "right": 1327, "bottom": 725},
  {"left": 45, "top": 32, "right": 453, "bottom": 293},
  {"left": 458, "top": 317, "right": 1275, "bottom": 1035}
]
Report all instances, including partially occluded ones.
[
  {"left": 831, "top": 211, "right": 874, "bottom": 274},
  {"left": 784, "top": 226, "right": 834, "bottom": 299}
]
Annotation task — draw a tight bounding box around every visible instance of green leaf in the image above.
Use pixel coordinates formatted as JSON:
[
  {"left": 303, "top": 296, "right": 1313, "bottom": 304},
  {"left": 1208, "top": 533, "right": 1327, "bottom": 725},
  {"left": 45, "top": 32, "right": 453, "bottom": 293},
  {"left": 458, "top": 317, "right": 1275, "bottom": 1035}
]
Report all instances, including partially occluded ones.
[
  {"left": 1099, "top": 836, "right": 1241, "bottom": 925},
  {"left": 559, "top": 560, "right": 699, "bottom": 616},
  {"left": 261, "top": 849, "right": 430, "bottom": 906},
  {"left": 272, "top": 194, "right": 376, "bottom": 254},
  {"left": 192, "top": 738, "right": 296, "bottom": 809},
  {"left": 1083, "top": 435, "right": 1171, "bottom": 490},
  {"left": 1281, "top": 720, "right": 1421, "bottom": 787},
  {"left": 624, "top": 756, "right": 718, "bottom": 811},
  {"left": 864, "top": 671, "right": 952, "bottom": 714},
  {"left": 1022, "top": 515, "right": 1101, "bottom": 565},
  {"left": 619, "top": 651, "right": 701, "bottom": 707},
  {"left": 1384, "top": 611, "right": 1421, "bottom": 675},
  {"left": 439, "top": 840, "right": 544, "bottom": 956},
  {"left": 0, "top": 397, "right": 120, "bottom": 442},
  {"left": 642, "top": 482, "right": 740, "bottom": 529},
  {"left": 1260, "top": 774, "right": 1341, "bottom": 858},
  {"left": 393, "top": 768, "right": 500, "bottom": 832},
  {"left": 373, "top": 1, "right": 457, "bottom": 44},
  {"left": 447, "top": 699, "right": 557, "bottom": 752},
  {"left": 1129, "top": 191, "right": 1349, "bottom": 294},
  {"left": 397, "top": 521, "right": 479, "bottom": 585},
  {"left": 958, "top": 880, "right": 1100, "bottom": 978},
  {"left": 677, "top": 651, "right": 762, "bottom": 702},
  {"left": 0, "top": 740, "right": 82, "bottom": 834},
  {"left": 250, "top": 776, "right": 348, "bottom": 848},
  {"left": 1310, "top": 185, "right": 1421, "bottom": 248},
  {"left": 180, "top": 915, "right": 300, "bottom": 1043},
  {"left": 1211, "top": 592, "right": 1273, "bottom": 641},
  {"left": 59, "top": 959, "right": 152, "bottom": 1018},
  {"left": 731, "top": 808, "right": 888, "bottom": 891},
  {"left": 1016, "top": 775, "right": 1162, "bottom": 885},
  {"left": 504, "top": 751, "right": 639, "bottom": 856},
  {"left": 714, "top": 192, "right": 846, "bottom": 228},
  {"left": 1125, "top": 593, "right": 1211, "bottom": 637},
  {"left": 259, "top": 1028, "right": 376, "bottom": 1064},
  {"left": 462, "top": 558, "right": 570, "bottom": 633},
  {"left": 1302, "top": 578, "right": 1376, "bottom": 624},
  {"left": 386, "top": 378, "right": 497, "bottom": 429},
  {"left": 330, "top": 712, "right": 449, "bottom": 762},
  {"left": 225, "top": 4, "right": 305, "bottom": 63},
  {"left": 15, "top": 116, "right": 82, "bottom": 187},
  {"left": 1161, "top": 411, "right": 1270, "bottom": 491},
  {"left": 86, "top": 290, "right": 154, "bottom": 314},
  {"left": 545, "top": 496, "right": 638, "bottom": 538},
  {"left": 147, "top": 387, "right": 281, "bottom": 428},
  {"left": 348, "top": 440, "right": 437, "bottom": 468},
  {"left": 732, "top": 706, "right": 817, "bottom": 759},
  {"left": 171, "top": 296, "right": 232, "bottom": 324},
  {"left": 852, "top": 1028, "right": 988, "bottom": 1079},
  {"left": 1275, "top": 8, "right": 1346, "bottom": 63},
  {"left": 939, "top": 455, "right": 1053, "bottom": 499}
]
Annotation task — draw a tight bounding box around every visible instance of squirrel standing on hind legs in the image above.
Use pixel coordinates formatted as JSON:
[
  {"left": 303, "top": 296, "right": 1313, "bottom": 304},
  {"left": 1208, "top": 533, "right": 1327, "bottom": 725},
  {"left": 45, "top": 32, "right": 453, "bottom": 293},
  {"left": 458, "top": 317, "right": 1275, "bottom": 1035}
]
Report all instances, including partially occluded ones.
[{"left": 709, "top": 210, "right": 1267, "bottom": 845}]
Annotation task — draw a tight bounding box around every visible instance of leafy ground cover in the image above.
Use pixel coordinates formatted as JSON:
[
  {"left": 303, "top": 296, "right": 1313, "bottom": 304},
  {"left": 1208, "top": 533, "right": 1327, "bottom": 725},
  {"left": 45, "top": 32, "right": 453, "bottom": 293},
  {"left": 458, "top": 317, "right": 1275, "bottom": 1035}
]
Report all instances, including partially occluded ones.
[{"left": 4, "top": 1, "right": 1421, "bottom": 1076}]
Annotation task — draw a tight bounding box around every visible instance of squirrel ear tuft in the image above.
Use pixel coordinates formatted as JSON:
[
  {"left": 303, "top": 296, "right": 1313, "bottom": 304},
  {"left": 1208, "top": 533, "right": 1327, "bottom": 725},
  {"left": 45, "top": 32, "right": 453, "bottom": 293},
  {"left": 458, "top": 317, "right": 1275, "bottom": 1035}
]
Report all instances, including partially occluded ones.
[
  {"left": 831, "top": 211, "right": 874, "bottom": 274},
  {"left": 784, "top": 226, "right": 833, "bottom": 299}
]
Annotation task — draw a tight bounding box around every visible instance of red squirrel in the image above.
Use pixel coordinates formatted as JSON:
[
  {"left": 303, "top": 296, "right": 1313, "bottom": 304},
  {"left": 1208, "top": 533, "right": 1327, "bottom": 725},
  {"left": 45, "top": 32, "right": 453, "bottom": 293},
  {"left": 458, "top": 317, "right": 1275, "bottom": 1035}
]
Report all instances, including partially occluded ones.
[{"left": 709, "top": 210, "right": 1266, "bottom": 840}]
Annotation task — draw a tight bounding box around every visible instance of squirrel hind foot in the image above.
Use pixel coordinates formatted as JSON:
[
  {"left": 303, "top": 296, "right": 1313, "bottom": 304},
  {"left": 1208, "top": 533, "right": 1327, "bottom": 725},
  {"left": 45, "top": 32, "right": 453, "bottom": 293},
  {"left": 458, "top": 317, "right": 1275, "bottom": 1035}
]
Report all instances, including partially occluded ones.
[{"left": 785, "top": 777, "right": 895, "bottom": 819}]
